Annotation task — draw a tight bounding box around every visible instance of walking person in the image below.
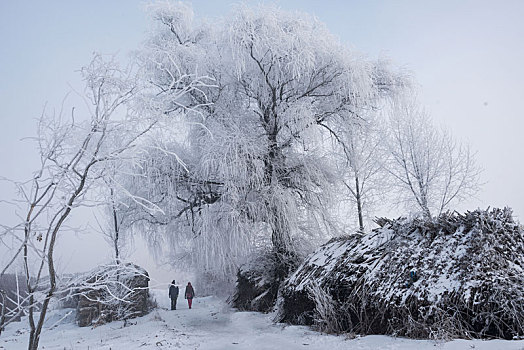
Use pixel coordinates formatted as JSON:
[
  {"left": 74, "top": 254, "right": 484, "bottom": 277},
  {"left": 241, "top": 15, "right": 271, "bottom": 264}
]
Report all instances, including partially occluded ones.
[
  {"left": 185, "top": 282, "right": 195, "bottom": 309},
  {"left": 169, "top": 280, "right": 179, "bottom": 310}
]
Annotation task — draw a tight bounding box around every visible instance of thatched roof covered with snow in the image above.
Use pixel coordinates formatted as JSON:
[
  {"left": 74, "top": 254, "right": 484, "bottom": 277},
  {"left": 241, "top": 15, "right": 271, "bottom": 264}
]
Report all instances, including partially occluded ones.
[{"left": 278, "top": 208, "right": 524, "bottom": 339}]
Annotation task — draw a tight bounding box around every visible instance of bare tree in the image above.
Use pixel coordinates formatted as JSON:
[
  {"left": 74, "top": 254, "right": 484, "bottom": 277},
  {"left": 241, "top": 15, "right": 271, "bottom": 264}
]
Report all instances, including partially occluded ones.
[
  {"left": 0, "top": 51, "right": 204, "bottom": 349},
  {"left": 96, "top": 168, "right": 129, "bottom": 265},
  {"left": 21, "top": 55, "right": 140, "bottom": 350},
  {"left": 332, "top": 111, "right": 389, "bottom": 232},
  {"left": 385, "top": 96, "right": 481, "bottom": 219},
  {"left": 108, "top": 184, "right": 124, "bottom": 264}
]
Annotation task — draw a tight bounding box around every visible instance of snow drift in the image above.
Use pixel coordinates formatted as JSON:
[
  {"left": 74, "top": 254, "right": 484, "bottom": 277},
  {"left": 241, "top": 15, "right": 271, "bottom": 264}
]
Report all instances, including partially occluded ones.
[{"left": 278, "top": 208, "right": 524, "bottom": 339}]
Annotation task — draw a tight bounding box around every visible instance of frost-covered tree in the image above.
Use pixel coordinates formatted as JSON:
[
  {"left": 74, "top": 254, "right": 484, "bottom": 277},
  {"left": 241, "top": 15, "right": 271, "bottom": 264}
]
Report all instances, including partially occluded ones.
[
  {"left": 385, "top": 95, "right": 481, "bottom": 219},
  {"left": 0, "top": 52, "right": 203, "bottom": 350},
  {"left": 96, "top": 168, "right": 130, "bottom": 265},
  {"left": 123, "top": 2, "right": 405, "bottom": 286},
  {"left": 336, "top": 112, "right": 389, "bottom": 232}
]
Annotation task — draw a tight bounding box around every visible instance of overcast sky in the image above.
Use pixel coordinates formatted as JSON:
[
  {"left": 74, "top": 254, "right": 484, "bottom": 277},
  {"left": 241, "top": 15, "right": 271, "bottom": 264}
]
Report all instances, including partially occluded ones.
[{"left": 1, "top": 0, "right": 523, "bottom": 279}]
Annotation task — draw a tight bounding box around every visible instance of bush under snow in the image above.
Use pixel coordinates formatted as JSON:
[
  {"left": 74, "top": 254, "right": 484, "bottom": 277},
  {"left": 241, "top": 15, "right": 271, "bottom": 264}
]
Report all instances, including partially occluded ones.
[{"left": 232, "top": 251, "right": 302, "bottom": 313}]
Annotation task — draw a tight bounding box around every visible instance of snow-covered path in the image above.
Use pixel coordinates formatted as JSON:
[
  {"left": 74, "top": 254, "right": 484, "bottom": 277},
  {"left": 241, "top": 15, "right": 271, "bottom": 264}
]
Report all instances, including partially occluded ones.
[
  {"left": 127, "top": 290, "right": 354, "bottom": 349},
  {"left": 2, "top": 289, "right": 524, "bottom": 349}
]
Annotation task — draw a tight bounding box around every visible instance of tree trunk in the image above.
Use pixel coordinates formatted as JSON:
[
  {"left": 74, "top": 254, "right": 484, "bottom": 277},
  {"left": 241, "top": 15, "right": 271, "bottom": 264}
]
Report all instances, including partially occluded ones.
[
  {"left": 355, "top": 176, "right": 364, "bottom": 232},
  {"left": 420, "top": 192, "right": 432, "bottom": 220},
  {"left": 110, "top": 187, "right": 120, "bottom": 264},
  {"left": 265, "top": 110, "right": 296, "bottom": 282},
  {"left": 0, "top": 290, "right": 6, "bottom": 336}
]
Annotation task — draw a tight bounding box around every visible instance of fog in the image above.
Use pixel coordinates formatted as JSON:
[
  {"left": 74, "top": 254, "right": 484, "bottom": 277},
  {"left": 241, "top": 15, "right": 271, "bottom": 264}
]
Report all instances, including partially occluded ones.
[{"left": 1, "top": 0, "right": 523, "bottom": 282}]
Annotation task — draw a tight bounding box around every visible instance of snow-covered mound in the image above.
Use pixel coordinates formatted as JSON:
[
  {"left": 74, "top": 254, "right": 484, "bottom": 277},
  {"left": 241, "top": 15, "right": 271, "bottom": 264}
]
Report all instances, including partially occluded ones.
[
  {"left": 60, "top": 263, "right": 151, "bottom": 327},
  {"left": 278, "top": 208, "right": 524, "bottom": 339}
]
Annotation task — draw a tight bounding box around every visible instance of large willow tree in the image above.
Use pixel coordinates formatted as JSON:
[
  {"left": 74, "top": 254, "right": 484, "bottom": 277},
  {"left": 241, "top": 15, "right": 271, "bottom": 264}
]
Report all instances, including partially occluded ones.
[{"left": 123, "top": 3, "right": 405, "bottom": 286}]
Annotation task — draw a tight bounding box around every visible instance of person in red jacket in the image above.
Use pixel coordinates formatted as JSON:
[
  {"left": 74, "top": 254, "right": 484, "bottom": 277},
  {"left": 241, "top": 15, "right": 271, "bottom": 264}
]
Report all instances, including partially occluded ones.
[{"left": 185, "top": 282, "right": 195, "bottom": 309}]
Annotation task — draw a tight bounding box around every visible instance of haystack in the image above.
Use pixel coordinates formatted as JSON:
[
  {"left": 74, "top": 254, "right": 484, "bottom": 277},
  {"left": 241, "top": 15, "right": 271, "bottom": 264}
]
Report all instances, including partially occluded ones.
[
  {"left": 278, "top": 208, "right": 524, "bottom": 339},
  {"left": 68, "top": 263, "right": 150, "bottom": 327}
]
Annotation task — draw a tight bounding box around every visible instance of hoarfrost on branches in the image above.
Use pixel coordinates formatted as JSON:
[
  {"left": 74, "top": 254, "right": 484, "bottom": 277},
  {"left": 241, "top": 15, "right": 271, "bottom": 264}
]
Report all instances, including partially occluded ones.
[
  {"left": 122, "top": 3, "right": 406, "bottom": 287},
  {"left": 385, "top": 94, "right": 481, "bottom": 219},
  {"left": 0, "top": 51, "right": 204, "bottom": 349}
]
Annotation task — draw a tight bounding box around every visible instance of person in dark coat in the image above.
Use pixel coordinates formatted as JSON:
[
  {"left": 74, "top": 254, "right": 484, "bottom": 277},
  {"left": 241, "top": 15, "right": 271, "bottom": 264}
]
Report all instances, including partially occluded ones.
[
  {"left": 185, "top": 282, "right": 195, "bottom": 309},
  {"left": 169, "top": 280, "right": 179, "bottom": 310}
]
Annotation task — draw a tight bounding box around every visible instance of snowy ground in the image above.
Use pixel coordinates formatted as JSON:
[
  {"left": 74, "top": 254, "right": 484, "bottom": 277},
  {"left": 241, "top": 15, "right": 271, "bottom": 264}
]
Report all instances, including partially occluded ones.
[{"left": 2, "top": 290, "right": 524, "bottom": 349}]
